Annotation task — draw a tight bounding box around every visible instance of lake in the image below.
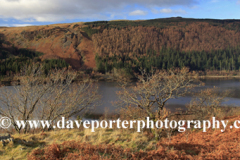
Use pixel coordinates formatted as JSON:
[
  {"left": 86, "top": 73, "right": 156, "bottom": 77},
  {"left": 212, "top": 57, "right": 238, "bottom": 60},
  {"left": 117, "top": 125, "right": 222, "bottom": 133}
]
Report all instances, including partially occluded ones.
[
  {"left": 1, "top": 78, "right": 240, "bottom": 115},
  {"left": 94, "top": 78, "right": 240, "bottom": 114}
]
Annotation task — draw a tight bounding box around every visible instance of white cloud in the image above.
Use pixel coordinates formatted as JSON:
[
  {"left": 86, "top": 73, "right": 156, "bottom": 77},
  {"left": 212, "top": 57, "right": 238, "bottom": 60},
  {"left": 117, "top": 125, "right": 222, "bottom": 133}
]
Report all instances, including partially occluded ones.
[
  {"left": 129, "top": 10, "right": 148, "bottom": 16},
  {"left": 160, "top": 9, "right": 173, "bottom": 13},
  {"left": 0, "top": 0, "right": 197, "bottom": 22},
  {"left": 175, "top": 9, "right": 186, "bottom": 14},
  {"left": 12, "top": 24, "right": 33, "bottom": 27},
  {"left": 158, "top": 8, "right": 186, "bottom": 14},
  {"left": 0, "top": 24, "right": 9, "bottom": 27}
]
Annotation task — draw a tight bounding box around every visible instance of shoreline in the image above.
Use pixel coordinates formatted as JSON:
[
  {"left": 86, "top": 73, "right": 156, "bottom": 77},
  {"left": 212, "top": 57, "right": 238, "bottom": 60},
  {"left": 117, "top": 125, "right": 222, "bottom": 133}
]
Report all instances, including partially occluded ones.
[
  {"left": 198, "top": 75, "right": 240, "bottom": 79},
  {"left": 1, "top": 73, "right": 240, "bottom": 85}
]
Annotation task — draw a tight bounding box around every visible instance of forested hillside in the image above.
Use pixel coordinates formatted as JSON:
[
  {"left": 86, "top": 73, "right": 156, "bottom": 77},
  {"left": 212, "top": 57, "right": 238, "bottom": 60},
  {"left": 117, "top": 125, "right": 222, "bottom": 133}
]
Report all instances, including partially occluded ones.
[
  {"left": 0, "top": 34, "right": 68, "bottom": 78},
  {"left": 95, "top": 47, "right": 240, "bottom": 74},
  {"left": 1, "top": 17, "right": 240, "bottom": 75},
  {"left": 88, "top": 18, "right": 240, "bottom": 74},
  {"left": 92, "top": 21, "right": 240, "bottom": 54}
]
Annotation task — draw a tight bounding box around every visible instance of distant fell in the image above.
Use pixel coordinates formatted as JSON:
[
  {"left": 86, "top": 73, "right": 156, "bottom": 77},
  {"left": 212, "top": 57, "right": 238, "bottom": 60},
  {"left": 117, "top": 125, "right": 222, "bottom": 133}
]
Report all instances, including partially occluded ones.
[{"left": 1, "top": 17, "right": 240, "bottom": 71}]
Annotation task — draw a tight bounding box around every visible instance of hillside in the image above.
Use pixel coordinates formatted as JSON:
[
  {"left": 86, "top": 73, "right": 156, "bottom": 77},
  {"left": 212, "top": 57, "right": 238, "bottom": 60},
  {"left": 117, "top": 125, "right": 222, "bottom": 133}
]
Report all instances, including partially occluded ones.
[
  {"left": 1, "top": 18, "right": 240, "bottom": 73},
  {"left": 0, "top": 23, "right": 89, "bottom": 70},
  {"left": 1, "top": 115, "right": 240, "bottom": 159}
]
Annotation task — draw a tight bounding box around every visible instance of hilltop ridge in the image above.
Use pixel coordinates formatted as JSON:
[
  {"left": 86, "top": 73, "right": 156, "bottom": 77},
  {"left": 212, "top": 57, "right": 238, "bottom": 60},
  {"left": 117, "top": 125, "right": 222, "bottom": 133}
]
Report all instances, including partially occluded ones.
[{"left": 1, "top": 17, "right": 240, "bottom": 72}]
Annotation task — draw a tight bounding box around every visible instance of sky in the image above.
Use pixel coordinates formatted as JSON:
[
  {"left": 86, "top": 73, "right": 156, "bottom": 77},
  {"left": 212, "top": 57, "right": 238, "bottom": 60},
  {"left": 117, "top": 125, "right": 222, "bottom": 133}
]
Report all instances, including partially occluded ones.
[{"left": 0, "top": 0, "right": 240, "bottom": 27}]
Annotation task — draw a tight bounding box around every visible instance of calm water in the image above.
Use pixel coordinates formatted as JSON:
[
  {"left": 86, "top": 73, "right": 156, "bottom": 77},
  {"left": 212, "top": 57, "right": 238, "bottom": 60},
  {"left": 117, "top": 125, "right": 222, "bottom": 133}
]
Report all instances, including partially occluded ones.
[
  {"left": 94, "top": 78, "right": 240, "bottom": 114},
  {"left": 2, "top": 78, "right": 240, "bottom": 115}
]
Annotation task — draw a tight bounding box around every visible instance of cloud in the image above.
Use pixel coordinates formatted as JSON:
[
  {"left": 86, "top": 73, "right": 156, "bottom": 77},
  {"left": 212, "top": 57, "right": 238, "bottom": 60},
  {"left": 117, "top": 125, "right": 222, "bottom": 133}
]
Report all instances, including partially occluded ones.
[
  {"left": 160, "top": 9, "right": 173, "bottom": 13},
  {"left": 12, "top": 24, "right": 33, "bottom": 27},
  {"left": 190, "top": 5, "right": 198, "bottom": 9},
  {"left": 129, "top": 10, "right": 148, "bottom": 16},
  {"left": 0, "top": 24, "right": 9, "bottom": 27},
  {"left": 158, "top": 8, "right": 187, "bottom": 14},
  {"left": 0, "top": 0, "right": 197, "bottom": 22}
]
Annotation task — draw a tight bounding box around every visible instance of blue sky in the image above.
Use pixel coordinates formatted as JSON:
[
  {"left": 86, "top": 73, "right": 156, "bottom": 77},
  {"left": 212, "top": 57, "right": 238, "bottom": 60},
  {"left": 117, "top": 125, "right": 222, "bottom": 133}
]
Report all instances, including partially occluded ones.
[{"left": 0, "top": 0, "right": 240, "bottom": 27}]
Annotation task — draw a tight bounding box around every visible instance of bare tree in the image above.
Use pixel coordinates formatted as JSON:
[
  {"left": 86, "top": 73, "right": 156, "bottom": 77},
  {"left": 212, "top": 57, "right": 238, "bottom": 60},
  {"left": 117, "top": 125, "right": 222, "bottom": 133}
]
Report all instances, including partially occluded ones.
[
  {"left": 117, "top": 67, "right": 199, "bottom": 119},
  {"left": 0, "top": 65, "right": 100, "bottom": 133},
  {"left": 117, "top": 67, "right": 200, "bottom": 138},
  {"left": 187, "top": 87, "right": 229, "bottom": 120}
]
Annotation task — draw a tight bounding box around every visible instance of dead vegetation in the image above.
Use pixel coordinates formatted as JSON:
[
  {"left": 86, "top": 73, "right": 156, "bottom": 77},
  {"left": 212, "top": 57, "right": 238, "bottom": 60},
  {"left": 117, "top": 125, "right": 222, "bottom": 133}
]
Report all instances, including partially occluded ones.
[
  {"left": 0, "top": 67, "right": 239, "bottom": 159},
  {"left": 0, "top": 115, "right": 238, "bottom": 160},
  {"left": 117, "top": 67, "right": 200, "bottom": 139},
  {"left": 0, "top": 64, "right": 100, "bottom": 134}
]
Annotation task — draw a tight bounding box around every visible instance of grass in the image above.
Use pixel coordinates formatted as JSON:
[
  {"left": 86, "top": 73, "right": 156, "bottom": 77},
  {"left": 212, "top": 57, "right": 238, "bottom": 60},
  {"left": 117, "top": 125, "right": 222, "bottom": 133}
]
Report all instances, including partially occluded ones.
[
  {"left": 1, "top": 115, "right": 240, "bottom": 159},
  {"left": 0, "top": 128, "right": 157, "bottom": 160},
  {"left": 1, "top": 108, "right": 240, "bottom": 159}
]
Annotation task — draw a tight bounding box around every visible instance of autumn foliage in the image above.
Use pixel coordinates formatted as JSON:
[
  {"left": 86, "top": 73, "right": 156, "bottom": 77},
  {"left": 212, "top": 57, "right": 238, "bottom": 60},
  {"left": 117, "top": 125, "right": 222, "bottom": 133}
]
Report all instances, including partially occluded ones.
[
  {"left": 2, "top": 18, "right": 240, "bottom": 71},
  {"left": 92, "top": 22, "right": 240, "bottom": 57},
  {"left": 28, "top": 116, "right": 240, "bottom": 160}
]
